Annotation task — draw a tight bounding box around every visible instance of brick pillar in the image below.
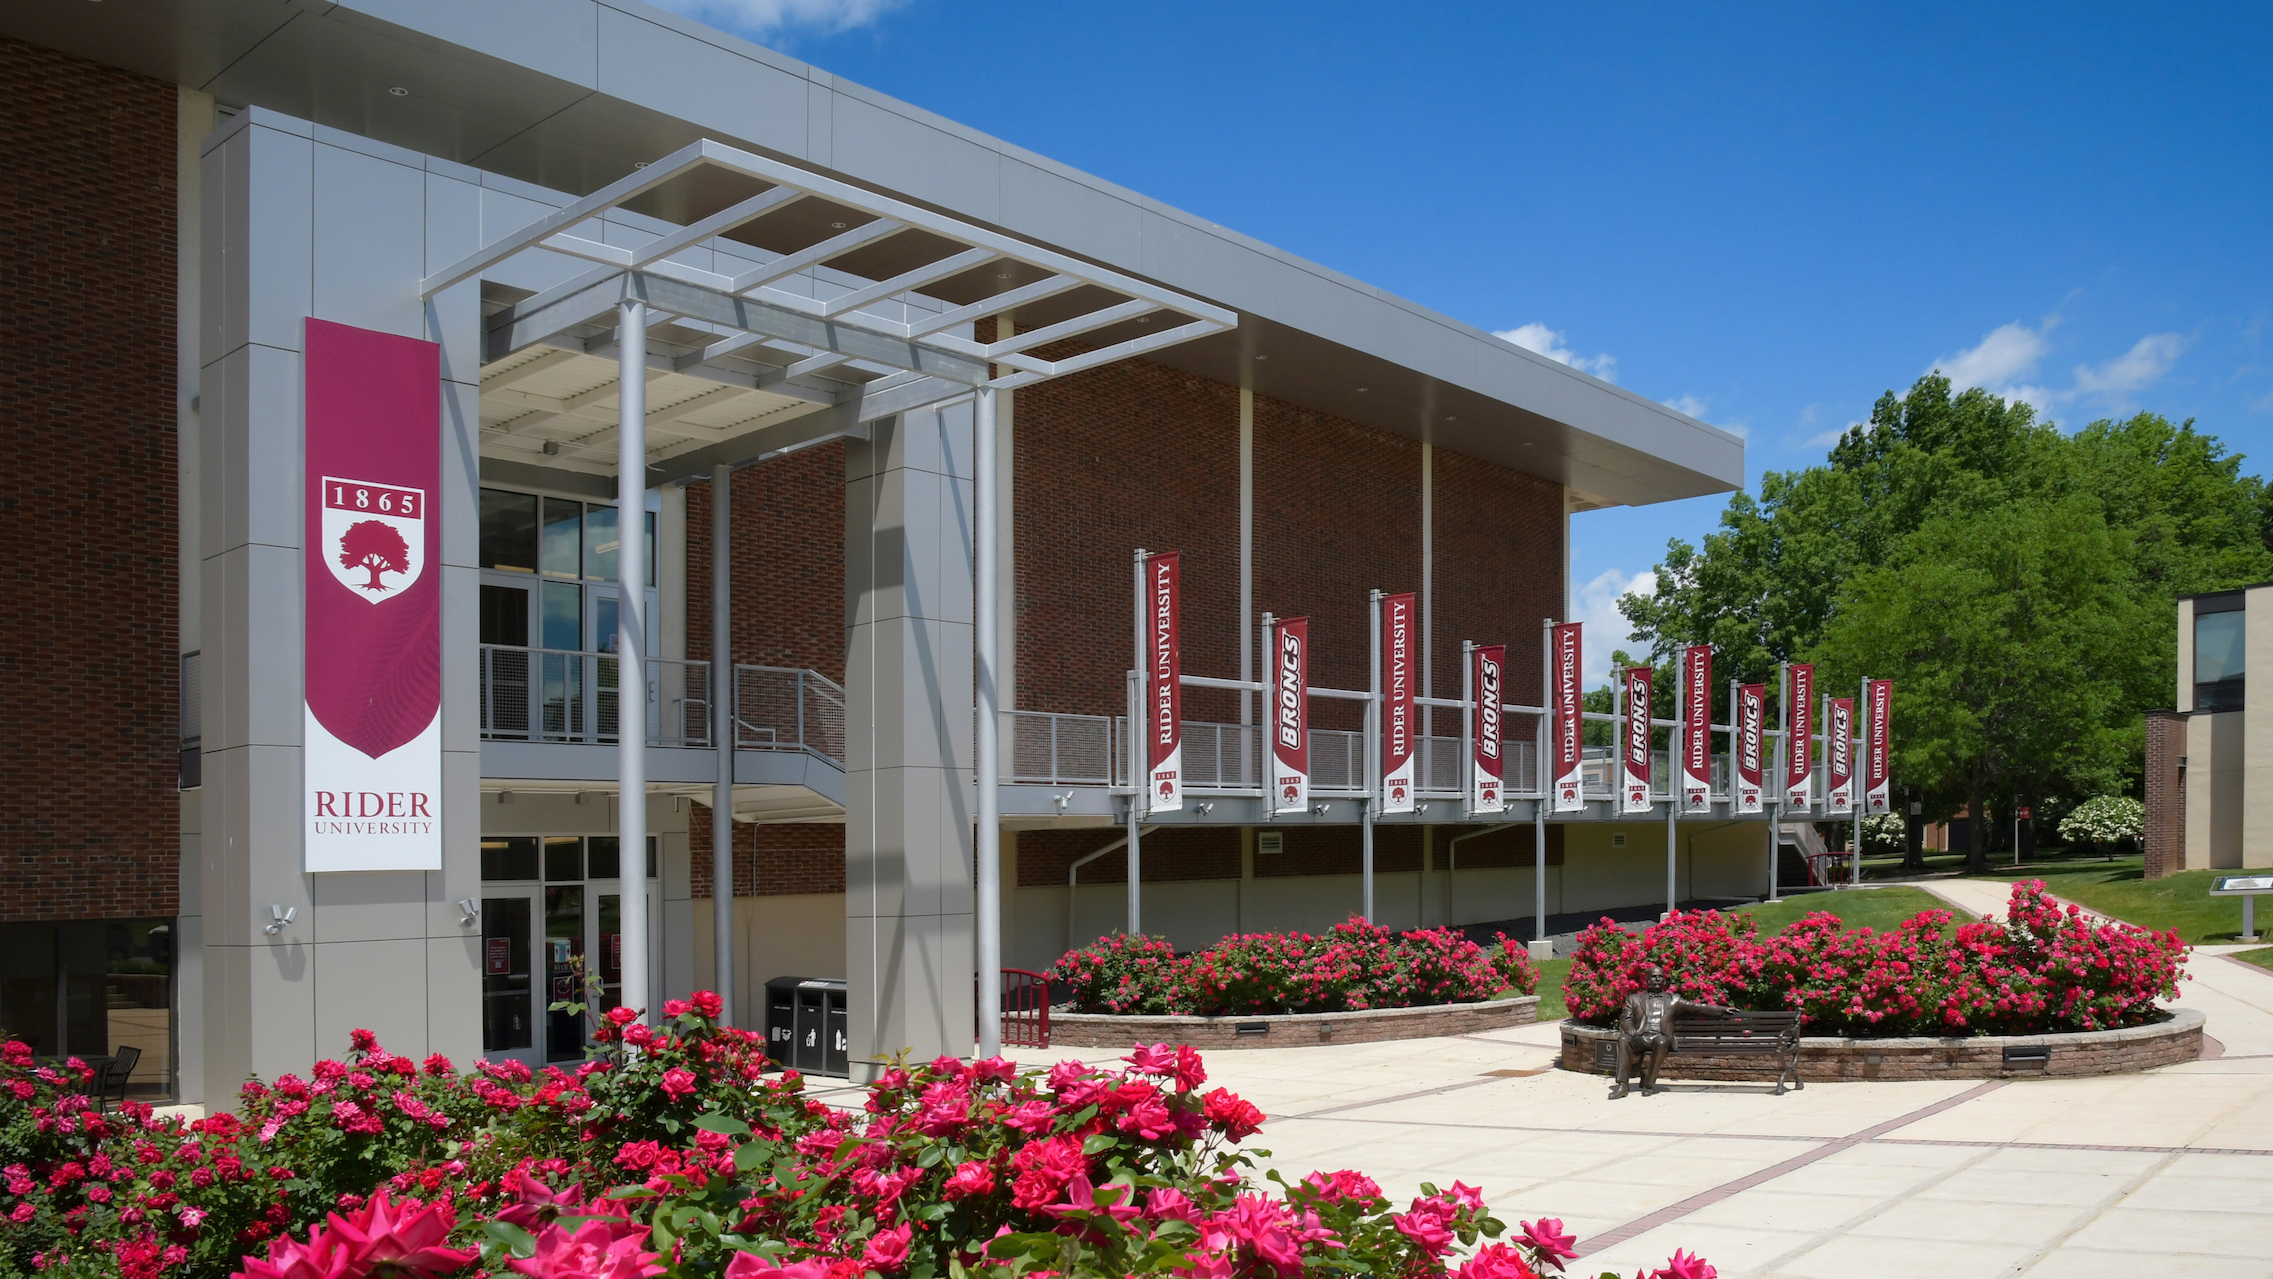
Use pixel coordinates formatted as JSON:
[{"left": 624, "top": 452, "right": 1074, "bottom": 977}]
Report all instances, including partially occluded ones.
[{"left": 2143, "top": 710, "right": 2187, "bottom": 879}]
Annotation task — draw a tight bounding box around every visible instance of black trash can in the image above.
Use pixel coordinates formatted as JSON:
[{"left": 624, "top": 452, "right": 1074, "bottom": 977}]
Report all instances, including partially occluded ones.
[{"left": 767, "top": 976, "right": 849, "bottom": 1077}]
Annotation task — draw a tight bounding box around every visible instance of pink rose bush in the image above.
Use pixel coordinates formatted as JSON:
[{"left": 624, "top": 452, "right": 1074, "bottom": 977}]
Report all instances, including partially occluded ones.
[
  {"left": 5, "top": 995, "right": 1712, "bottom": 1279},
  {"left": 1564, "top": 881, "right": 2186, "bottom": 1036},
  {"left": 1050, "top": 919, "right": 1540, "bottom": 1016}
]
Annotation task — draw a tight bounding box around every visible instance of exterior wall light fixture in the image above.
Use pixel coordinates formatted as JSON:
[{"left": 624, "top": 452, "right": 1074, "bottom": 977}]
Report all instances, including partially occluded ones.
[{"left": 264, "top": 905, "right": 297, "bottom": 936}]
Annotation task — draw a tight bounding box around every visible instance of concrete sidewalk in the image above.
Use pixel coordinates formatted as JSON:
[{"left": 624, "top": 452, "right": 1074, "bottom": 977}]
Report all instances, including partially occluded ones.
[{"left": 1008, "top": 885, "right": 2273, "bottom": 1278}]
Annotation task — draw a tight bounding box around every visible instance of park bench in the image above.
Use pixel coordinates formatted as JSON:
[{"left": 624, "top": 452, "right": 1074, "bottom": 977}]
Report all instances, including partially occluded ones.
[{"left": 1671, "top": 1010, "right": 1805, "bottom": 1095}]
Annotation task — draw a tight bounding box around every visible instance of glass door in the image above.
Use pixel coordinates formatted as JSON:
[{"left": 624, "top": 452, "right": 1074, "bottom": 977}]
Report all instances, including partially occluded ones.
[{"left": 479, "top": 836, "right": 543, "bottom": 1069}]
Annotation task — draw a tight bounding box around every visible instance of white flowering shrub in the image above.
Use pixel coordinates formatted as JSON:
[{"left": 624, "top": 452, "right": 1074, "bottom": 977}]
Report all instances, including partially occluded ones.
[
  {"left": 2059, "top": 795, "right": 2143, "bottom": 847},
  {"left": 1860, "top": 812, "right": 1907, "bottom": 855}
]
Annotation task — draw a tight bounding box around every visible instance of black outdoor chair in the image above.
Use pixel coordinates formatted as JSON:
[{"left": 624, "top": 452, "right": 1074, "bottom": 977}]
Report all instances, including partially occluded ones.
[{"left": 98, "top": 1045, "right": 141, "bottom": 1111}]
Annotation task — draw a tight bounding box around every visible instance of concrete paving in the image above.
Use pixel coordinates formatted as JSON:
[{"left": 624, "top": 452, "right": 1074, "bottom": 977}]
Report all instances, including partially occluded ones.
[{"left": 1004, "top": 879, "right": 2273, "bottom": 1278}]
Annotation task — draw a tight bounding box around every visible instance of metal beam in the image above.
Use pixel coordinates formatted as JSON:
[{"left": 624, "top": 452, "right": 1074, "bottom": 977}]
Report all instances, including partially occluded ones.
[
  {"left": 421, "top": 139, "right": 709, "bottom": 296},
  {"left": 822, "top": 246, "right": 995, "bottom": 320},
  {"left": 724, "top": 219, "right": 904, "bottom": 296}
]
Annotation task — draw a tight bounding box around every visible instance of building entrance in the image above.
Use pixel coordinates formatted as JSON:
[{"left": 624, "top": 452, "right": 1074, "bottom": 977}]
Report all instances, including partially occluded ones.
[{"left": 478, "top": 834, "right": 659, "bottom": 1067}]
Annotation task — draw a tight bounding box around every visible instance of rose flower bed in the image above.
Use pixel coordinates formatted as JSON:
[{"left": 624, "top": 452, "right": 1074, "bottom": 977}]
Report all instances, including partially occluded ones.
[
  {"left": 1565, "top": 880, "right": 2187, "bottom": 1035},
  {"left": 1046, "top": 919, "right": 1538, "bottom": 1016},
  {"left": 2, "top": 991, "right": 1721, "bottom": 1279}
]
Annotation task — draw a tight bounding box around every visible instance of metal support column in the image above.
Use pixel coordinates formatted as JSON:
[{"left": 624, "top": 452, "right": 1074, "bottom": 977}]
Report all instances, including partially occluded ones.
[
  {"left": 1853, "top": 677, "right": 1866, "bottom": 887},
  {"left": 710, "top": 463, "right": 734, "bottom": 1025},
  {"left": 975, "top": 387, "right": 1002, "bottom": 1058},
  {"left": 1363, "top": 589, "right": 1381, "bottom": 923},
  {"left": 1666, "top": 802, "right": 1678, "bottom": 918},
  {"left": 1536, "top": 616, "right": 1552, "bottom": 946},
  {"left": 1129, "top": 556, "right": 1147, "bottom": 938},
  {"left": 616, "top": 297, "right": 650, "bottom": 1020}
]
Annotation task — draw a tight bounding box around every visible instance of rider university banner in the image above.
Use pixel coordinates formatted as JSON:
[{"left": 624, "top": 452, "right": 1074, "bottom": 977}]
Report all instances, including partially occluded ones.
[
  {"left": 303, "top": 319, "right": 442, "bottom": 872},
  {"left": 1469, "top": 644, "right": 1505, "bottom": 815},
  {"left": 1271, "top": 617, "right": 1311, "bottom": 815},
  {"left": 1681, "top": 645, "right": 1713, "bottom": 812},
  {"left": 1550, "top": 622, "right": 1584, "bottom": 812},
  {"left": 1621, "top": 666, "right": 1653, "bottom": 814},
  {"left": 1826, "top": 696, "right": 1855, "bottom": 815},
  {"left": 1865, "top": 679, "right": 1894, "bottom": 814},
  {"left": 1735, "top": 683, "right": 1765, "bottom": 814},
  {"left": 1379, "top": 592, "right": 1416, "bottom": 813},
  {"left": 1143, "top": 552, "right": 1182, "bottom": 813},
  {"left": 1785, "top": 663, "right": 1814, "bottom": 810}
]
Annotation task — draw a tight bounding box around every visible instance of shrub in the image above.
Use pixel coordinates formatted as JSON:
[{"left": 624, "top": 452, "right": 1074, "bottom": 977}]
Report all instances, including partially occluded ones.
[
  {"left": 2059, "top": 795, "right": 2144, "bottom": 848},
  {"left": 1859, "top": 813, "right": 1906, "bottom": 856},
  {"left": 0, "top": 1005, "right": 1714, "bottom": 1279},
  {"left": 1561, "top": 880, "right": 2187, "bottom": 1037},
  {"left": 1049, "top": 921, "right": 1538, "bottom": 1017}
]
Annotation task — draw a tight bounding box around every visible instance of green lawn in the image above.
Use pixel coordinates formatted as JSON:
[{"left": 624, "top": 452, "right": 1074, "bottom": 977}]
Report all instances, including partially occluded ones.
[
  {"left": 1532, "top": 957, "right": 1572, "bottom": 1021},
  {"left": 1732, "top": 886, "right": 1955, "bottom": 935},
  {"left": 2233, "top": 947, "right": 2273, "bottom": 973},
  {"left": 1965, "top": 863, "right": 2253, "bottom": 944}
]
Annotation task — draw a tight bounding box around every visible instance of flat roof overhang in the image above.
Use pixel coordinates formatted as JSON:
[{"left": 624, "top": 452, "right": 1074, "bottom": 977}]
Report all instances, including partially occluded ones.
[{"left": 6, "top": 0, "right": 1742, "bottom": 508}]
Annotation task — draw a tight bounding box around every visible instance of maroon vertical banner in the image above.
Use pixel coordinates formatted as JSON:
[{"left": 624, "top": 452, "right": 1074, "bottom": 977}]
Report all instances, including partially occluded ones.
[
  {"left": 1785, "top": 664, "right": 1815, "bottom": 809},
  {"left": 1736, "top": 683, "right": 1766, "bottom": 814},
  {"left": 1271, "top": 617, "right": 1311, "bottom": 815},
  {"left": 1470, "top": 644, "right": 1505, "bottom": 814},
  {"left": 1551, "top": 622, "right": 1584, "bottom": 811},
  {"left": 1143, "top": 552, "right": 1182, "bottom": 813},
  {"left": 1826, "top": 696, "right": 1855, "bottom": 815},
  {"left": 1380, "top": 592, "right": 1416, "bottom": 813},
  {"left": 303, "top": 319, "right": 442, "bottom": 873},
  {"left": 1865, "top": 679, "right": 1893, "bottom": 814},
  {"left": 1681, "top": 645, "right": 1713, "bottom": 811},
  {"left": 1621, "top": 666, "right": 1654, "bottom": 813}
]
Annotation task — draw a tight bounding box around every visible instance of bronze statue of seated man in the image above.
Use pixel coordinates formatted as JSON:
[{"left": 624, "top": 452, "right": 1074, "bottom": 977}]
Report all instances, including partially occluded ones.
[{"left": 1609, "top": 962, "right": 1734, "bottom": 1099}]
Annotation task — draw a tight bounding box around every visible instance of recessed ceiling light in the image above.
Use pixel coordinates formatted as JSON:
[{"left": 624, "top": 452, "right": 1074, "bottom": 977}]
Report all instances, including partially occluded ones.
[
  {"left": 1356, "top": 387, "right": 1368, "bottom": 392},
  {"left": 997, "top": 272, "right": 1014, "bottom": 279},
  {"left": 388, "top": 86, "right": 408, "bottom": 97},
  {"left": 830, "top": 221, "right": 847, "bottom": 229},
  {"left": 1253, "top": 354, "right": 1268, "bottom": 361},
  {"left": 1136, "top": 316, "right": 1149, "bottom": 324},
  {"left": 634, "top": 161, "right": 648, "bottom": 169}
]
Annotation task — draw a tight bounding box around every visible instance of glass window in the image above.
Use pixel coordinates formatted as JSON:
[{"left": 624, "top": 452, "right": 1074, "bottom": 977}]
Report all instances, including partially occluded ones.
[
  {"left": 544, "top": 836, "right": 585, "bottom": 882},
  {"left": 480, "top": 584, "right": 530, "bottom": 648},
  {"left": 2196, "top": 610, "right": 2246, "bottom": 712},
  {"left": 480, "top": 490, "right": 538, "bottom": 573},
  {"left": 482, "top": 836, "right": 540, "bottom": 881},
  {"left": 584, "top": 505, "right": 619, "bottom": 583},
  {"left": 586, "top": 836, "right": 657, "bottom": 880},
  {"left": 542, "top": 498, "right": 583, "bottom": 579},
  {"left": 541, "top": 582, "right": 582, "bottom": 652},
  {"left": 0, "top": 920, "right": 174, "bottom": 1100}
]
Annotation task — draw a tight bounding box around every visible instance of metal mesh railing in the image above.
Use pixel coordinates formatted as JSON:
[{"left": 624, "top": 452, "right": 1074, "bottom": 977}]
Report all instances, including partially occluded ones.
[
  {"left": 1008, "top": 710, "right": 1120, "bottom": 785},
  {"left": 479, "top": 645, "right": 711, "bottom": 747},
  {"left": 735, "top": 665, "right": 846, "bottom": 764},
  {"left": 1180, "top": 720, "right": 1264, "bottom": 790}
]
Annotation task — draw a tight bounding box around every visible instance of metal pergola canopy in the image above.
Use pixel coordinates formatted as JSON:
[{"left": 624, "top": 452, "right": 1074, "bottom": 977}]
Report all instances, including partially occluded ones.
[{"left": 431, "top": 139, "right": 1236, "bottom": 483}]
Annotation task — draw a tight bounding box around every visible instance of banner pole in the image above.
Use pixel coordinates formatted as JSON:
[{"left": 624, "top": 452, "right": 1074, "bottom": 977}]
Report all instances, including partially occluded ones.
[
  {"left": 1537, "top": 618, "right": 1551, "bottom": 946},
  {"left": 1364, "top": 590, "right": 1382, "bottom": 923},
  {"left": 1770, "top": 660, "right": 1786, "bottom": 904},
  {"left": 1129, "top": 550, "right": 1147, "bottom": 935},
  {"left": 1461, "top": 641, "right": 1475, "bottom": 820},
  {"left": 1260, "top": 612, "right": 1276, "bottom": 821},
  {"left": 710, "top": 463, "right": 735, "bottom": 1026}
]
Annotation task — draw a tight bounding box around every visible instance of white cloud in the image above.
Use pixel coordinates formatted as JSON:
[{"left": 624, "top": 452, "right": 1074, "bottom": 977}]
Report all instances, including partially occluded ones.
[
  {"left": 1933, "top": 319, "right": 2054, "bottom": 395},
  {"left": 1662, "top": 393, "right": 1747, "bottom": 438},
  {"left": 1802, "top": 424, "right": 1859, "bottom": 451},
  {"left": 1496, "top": 323, "right": 1618, "bottom": 382},
  {"left": 652, "top": 0, "right": 906, "bottom": 37},
  {"left": 2073, "top": 333, "right": 2190, "bottom": 395},
  {"left": 1571, "top": 567, "right": 1657, "bottom": 685}
]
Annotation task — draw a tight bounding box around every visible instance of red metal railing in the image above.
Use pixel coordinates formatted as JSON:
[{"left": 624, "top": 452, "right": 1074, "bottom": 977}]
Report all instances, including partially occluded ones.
[{"left": 975, "top": 968, "right": 1053, "bottom": 1049}]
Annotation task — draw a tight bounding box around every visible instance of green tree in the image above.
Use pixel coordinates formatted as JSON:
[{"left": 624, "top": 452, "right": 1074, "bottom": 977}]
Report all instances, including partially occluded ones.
[{"left": 1809, "top": 495, "right": 2149, "bottom": 873}]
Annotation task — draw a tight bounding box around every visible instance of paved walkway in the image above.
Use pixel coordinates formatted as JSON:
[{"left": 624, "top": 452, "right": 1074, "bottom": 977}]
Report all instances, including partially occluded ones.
[{"left": 1007, "top": 881, "right": 2273, "bottom": 1278}]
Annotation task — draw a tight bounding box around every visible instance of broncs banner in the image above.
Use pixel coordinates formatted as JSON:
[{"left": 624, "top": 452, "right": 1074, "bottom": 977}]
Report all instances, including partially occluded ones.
[
  {"left": 1785, "top": 664, "right": 1814, "bottom": 810},
  {"left": 1142, "top": 552, "right": 1182, "bottom": 813},
  {"left": 1550, "top": 622, "right": 1584, "bottom": 812},
  {"left": 1469, "top": 644, "right": 1505, "bottom": 815},
  {"left": 1735, "top": 683, "right": 1766, "bottom": 814},
  {"left": 1681, "top": 646, "right": 1713, "bottom": 812},
  {"left": 1379, "top": 592, "right": 1417, "bottom": 814},
  {"left": 1271, "top": 617, "right": 1311, "bottom": 815},
  {"left": 303, "top": 319, "right": 442, "bottom": 872},
  {"left": 1826, "top": 697, "right": 1855, "bottom": 815},
  {"left": 1865, "top": 679, "right": 1893, "bottom": 814},
  {"left": 1621, "top": 666, "right": 1653, "bottom": 814}
]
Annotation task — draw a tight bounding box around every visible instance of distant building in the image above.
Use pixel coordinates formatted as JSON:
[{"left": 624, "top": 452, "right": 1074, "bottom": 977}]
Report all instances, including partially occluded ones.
[{"left": 2148, "top": 588, "right": 2270, "bottom": 877}]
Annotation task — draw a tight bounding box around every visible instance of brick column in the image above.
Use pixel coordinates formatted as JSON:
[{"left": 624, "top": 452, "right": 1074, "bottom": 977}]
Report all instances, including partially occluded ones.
[{"left": 2143, "top": 710, "right": 2187, "bottom": 879}]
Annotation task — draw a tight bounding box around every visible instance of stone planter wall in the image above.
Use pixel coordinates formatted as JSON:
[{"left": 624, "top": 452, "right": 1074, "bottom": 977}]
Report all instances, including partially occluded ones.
[
  {"left": 1049, "top": 996, "right": 1539, "bottom": 1050},
  {"left": 1558, "top": 1008, "right": 2205, "bottom": 1081}
]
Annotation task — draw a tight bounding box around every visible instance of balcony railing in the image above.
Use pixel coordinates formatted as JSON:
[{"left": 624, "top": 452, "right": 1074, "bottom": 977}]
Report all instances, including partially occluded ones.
[
  {"left": 1008, "top": 710, "right": 1124, "bottom": 786},
  {"left": 479, "top": 645, "right": 711, "bottom": 747},
  {"left": 735, "top": 664, "right": 846, "bottom": 762}
]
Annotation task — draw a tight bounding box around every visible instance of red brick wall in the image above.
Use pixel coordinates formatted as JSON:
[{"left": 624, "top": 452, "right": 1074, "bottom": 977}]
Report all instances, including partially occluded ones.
[
  {"left": 2142, "top": 710, "right": 2185, "bottom": 880},
  {"left": 0, "top": 38, "right": 178, "bottom": 923},
  {"left": 688, "top": 806, "right": 845, "bottom": 897},
  {"left": 685, "top": 442, "right": 845, "bottom": 679}
]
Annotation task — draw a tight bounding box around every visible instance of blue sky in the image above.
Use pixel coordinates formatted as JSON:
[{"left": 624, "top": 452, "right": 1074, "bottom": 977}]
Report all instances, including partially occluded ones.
[{"left": 664, "top": 0, "right": 2272, "bottom": 676}]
